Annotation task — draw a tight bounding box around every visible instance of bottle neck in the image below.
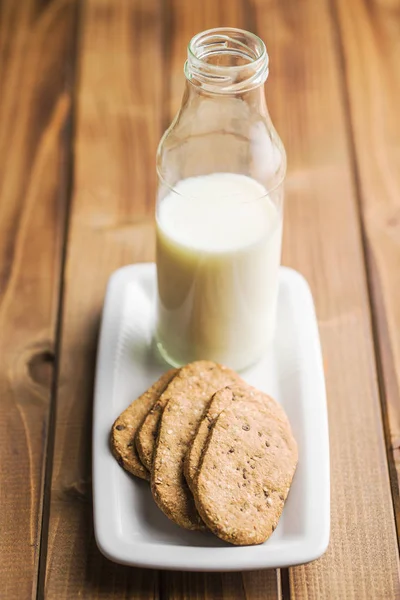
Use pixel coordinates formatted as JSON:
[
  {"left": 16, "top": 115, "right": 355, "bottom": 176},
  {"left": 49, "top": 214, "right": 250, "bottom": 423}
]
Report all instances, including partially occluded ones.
[
  {"left": 185, "top": 28, "right": 269, "bottom": 96},
  {"left": 182, "top": 79, "right": 269, "bottom": 117}
]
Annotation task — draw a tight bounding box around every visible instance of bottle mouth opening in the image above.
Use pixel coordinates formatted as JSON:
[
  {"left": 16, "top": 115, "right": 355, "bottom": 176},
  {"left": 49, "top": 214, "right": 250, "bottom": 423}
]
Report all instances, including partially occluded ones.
[{"left": 185, "top": 28, "right": 269, "bottom": 93}]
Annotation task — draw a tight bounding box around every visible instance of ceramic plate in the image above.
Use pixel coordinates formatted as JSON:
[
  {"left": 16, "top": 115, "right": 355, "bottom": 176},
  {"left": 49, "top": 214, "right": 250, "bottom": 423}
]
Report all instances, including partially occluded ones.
[{"left": 92, "top": 263, "right": 330, "bottom": 571}]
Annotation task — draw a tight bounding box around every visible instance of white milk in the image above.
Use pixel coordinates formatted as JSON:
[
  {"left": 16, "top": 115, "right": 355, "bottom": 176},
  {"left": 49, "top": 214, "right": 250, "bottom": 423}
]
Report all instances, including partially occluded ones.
[{"left": 156, "top": 173, "right": 282, "bottom": 370}]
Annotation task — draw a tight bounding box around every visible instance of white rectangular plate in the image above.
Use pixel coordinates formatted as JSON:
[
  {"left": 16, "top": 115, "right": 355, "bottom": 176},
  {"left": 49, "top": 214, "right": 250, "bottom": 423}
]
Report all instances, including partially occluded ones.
[{"left": 93, "top": 263, "right": 330, "bottom": 571}]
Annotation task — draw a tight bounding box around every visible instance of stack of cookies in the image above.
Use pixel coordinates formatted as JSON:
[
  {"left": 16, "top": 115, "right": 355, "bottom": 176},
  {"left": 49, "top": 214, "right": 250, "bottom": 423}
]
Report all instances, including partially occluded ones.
[{"left": 111, "top": 360, "right": 298, "bottom": 546}]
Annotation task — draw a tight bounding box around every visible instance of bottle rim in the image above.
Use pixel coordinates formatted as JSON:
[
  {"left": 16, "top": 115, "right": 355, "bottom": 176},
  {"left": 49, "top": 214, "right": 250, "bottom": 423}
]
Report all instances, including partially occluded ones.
[{"left": 185, "top": 27, "right": 269, "bottom": 94}]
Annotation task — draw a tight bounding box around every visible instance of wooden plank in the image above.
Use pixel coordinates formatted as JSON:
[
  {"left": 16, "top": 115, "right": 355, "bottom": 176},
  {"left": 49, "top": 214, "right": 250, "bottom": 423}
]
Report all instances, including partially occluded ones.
[
  {"left": 163, "top": 1, "right": 281, "bottom": 597},
  {"left": 0, "top": 0, "right": 77, "bottom": 598},
  {"left": 333, "top": 0, "right": 400, "bottom": 533},
  {"left": 43, "top": 0, "right": 163, "bottom": 597},
  {"left": 249, "top": 0, "right": 400, "bottom": 598},
  {"left": 162, "top": 571, "right": 280, "bottom": 600},
  {"left": 44, "top": 0, "right": 280, "bottom": 597},
  {"left": 163, "top": 565, "right": 280, "bottom": 598}
]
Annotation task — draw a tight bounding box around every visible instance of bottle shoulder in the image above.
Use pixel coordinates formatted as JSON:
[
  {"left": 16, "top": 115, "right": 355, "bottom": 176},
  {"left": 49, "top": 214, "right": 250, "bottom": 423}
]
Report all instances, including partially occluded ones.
[{"left": 157, "top": 94, "right": 286, "bottom": 192}]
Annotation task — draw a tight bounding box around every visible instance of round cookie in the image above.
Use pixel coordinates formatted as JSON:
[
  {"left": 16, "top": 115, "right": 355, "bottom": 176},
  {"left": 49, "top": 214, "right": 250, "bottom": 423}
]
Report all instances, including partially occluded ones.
[
  {"left": 110, "top": 369, "right": 177, "bottom": 480},
  {"left": 193, "top": 387, "right": 298, "bottom": 545}
]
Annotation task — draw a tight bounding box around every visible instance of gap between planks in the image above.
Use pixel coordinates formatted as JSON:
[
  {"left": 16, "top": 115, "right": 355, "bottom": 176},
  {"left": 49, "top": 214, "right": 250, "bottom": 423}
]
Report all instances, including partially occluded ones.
[{"left": 35, "top": 2, "right": 82, "bottom": 598}]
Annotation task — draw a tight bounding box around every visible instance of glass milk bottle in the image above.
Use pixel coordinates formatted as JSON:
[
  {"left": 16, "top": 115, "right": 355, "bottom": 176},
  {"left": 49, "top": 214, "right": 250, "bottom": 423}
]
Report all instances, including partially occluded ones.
[{"left": 155, "top": 28, "right": 286, "bottom": 371}]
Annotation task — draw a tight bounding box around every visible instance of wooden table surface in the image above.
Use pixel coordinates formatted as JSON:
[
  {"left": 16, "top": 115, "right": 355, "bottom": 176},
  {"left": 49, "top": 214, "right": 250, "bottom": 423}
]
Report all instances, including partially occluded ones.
[{"left": 1, "top": 0, "right": 400, "bottom": 598}]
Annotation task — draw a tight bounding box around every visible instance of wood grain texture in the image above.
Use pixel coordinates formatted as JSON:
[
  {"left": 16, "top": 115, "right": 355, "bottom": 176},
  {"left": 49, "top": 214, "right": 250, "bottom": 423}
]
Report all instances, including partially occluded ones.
[
  {"left": 43, "top": 0, "right": 162, "bottom": 597},
  {"left": 35, "top": 0, "right": 400, "bottom": 598},
  {"left": 334, "top": 0, "right": 400, "bottom": 535},
  {"left": 161, "top": 570, "right": 280, "bottom": 600},
  {"left": 249, "top": 0, "right": 400, "bottom": 597},
  {"left": 0, "top": 0, "right": 77, "bottom": 598}
]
